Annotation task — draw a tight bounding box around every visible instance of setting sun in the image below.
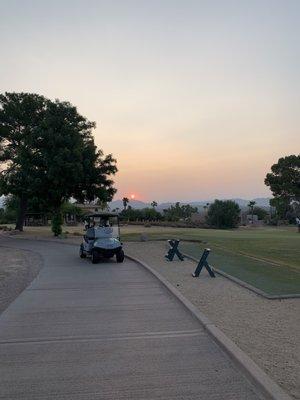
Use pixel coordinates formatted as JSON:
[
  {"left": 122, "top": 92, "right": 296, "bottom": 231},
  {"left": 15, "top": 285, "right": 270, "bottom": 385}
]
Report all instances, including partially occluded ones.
[{"left": 130, "top": 194, "right": 135, "bottom": 200}]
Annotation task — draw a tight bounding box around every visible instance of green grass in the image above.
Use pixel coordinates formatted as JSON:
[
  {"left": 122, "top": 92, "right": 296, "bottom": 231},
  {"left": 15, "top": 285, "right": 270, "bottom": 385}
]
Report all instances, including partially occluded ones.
[
  {"left": 121, "top": 225, "right": 300, "bottom": 268},
  {"left": 181, "top": 242, "right": 300, "bottom": 296},
  {"left": 120, "top": 225, "right": 300, "bottom": 296}
]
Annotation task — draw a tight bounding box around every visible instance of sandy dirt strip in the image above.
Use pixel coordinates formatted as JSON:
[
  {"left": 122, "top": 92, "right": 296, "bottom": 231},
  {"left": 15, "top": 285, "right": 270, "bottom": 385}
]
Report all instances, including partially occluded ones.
[
  {"left": 125, "top": 241, "right": 300, "bottom": 400},
  {"left": 0, "top": 242, "right": 42, "bottom": 314}
]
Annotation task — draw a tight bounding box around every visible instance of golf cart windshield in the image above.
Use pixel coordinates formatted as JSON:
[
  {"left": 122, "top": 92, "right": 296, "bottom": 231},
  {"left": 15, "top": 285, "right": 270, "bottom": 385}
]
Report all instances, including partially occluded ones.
[{"left": 85, "top": 214, "right": 120, "bottom": 239}]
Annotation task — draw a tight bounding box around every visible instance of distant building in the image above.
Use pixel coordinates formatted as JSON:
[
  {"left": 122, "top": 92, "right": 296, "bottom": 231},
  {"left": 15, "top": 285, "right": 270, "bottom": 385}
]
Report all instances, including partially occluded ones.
[
  {"left": 240, "top": 212, "right": 264, "bottom": 226},
  {"left": 24, "top": 213, "right": 48, "bottom": 226},
  {"left": 76, "top": 203, "right": 100, "bottom": 214}
]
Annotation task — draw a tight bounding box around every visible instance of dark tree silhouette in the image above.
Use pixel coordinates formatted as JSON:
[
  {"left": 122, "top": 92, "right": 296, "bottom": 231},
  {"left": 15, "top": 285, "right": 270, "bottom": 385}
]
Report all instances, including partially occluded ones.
[
  {"left": 122, "top": 197, "right": 129, "bottom": 210},
  {"left": 0, "top": 92, "right": 117, "bottom": 233}
]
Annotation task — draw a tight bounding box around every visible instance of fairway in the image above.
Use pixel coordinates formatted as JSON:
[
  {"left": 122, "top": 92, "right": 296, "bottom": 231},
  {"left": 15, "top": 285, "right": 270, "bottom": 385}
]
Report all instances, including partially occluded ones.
[
  {"left": 119, "top": 225, "right": 300, "bottom": 296},
  {"left": 181, "top": 242, "right": 300, "bottom": 296},
  {"left": 121, "top": 225, "right": 299, "bottom": 268}
]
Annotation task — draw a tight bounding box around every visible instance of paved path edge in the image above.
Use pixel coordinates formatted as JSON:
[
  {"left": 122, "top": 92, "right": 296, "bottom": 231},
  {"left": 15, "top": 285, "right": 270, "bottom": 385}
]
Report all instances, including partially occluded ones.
[{"left": 125, "top": 253, "right": 293, "bottom": 400}]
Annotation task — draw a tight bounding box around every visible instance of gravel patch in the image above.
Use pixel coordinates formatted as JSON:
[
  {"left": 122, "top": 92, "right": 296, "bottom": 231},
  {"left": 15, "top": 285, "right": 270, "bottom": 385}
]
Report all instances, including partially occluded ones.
[
  {"left": 125, "top": 241, "right": 300, "bottom": 400},
  {"left": 0, "top": 244, "right": 42, "bottom": 314}
]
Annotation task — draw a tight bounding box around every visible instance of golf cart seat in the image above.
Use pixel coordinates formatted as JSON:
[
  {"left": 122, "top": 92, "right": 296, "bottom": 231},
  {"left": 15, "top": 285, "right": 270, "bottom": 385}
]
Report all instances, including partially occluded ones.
[
  {"left": 85, "top": 227, "right": 95, "bottom": 241},
  {"left": 85, "top": 226, "right": 114, "bottom": 241}
]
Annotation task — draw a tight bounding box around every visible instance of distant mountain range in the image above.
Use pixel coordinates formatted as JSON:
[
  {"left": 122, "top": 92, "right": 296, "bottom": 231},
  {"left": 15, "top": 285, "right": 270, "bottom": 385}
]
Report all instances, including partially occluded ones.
[
  {"left": 108, "top": 197, "right": 272, "bottom": 211},
  {"left": 0, "top": 195, "right": 271, "bottom": 211}
]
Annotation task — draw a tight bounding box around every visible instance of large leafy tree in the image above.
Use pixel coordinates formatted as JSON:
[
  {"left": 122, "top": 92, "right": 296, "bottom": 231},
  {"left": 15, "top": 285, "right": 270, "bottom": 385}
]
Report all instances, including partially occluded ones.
[
  {"left": 0, "top": 92, "right": 117, "bottom": 233},
  {"left": 206, "top": 200, "right": 240, "bottom": 229},
  {"left": 0, "top": 93, "right": 50, "bottom": 230},
  {"left": 36, "top": 99, "right": 117, "bottom": 234},
  {"left": 265, "top": 155, "right": 300, "bottom": 219}
]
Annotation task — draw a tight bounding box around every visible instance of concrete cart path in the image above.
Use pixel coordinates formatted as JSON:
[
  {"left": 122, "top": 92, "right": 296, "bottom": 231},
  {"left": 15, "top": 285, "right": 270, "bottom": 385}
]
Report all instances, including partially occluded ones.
[{"left": 0, "top": 238, "right": 265, "bottom": 400}]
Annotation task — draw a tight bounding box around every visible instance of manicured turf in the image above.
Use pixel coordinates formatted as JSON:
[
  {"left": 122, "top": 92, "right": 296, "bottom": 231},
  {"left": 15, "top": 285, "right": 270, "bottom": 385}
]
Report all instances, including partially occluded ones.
[
  {"left": 120, "top": 225, "right": 300, "bottom": 296},
  {"left": 121, "top": 226, "right": 300, "bottom": 270},
  {"left": 180, "top": 242, "right": 300, "bottom": 296}
]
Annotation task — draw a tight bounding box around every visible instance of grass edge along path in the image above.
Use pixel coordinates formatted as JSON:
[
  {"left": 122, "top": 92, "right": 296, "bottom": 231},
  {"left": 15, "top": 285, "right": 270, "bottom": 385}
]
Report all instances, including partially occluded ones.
[{"left": 180, "top": 241, "right": 300, "bottom": 297}]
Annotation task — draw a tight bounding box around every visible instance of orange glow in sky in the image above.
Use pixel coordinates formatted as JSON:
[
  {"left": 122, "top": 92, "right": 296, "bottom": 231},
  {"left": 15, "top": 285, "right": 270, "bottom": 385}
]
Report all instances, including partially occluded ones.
[{"left": 1, "top": 2, "right": 299, "bottom": 202}]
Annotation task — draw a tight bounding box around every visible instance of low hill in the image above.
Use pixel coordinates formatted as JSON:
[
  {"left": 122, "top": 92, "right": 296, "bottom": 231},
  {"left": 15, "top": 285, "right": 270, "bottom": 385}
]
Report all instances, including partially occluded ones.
[{"left": 109, "top": 197, "right": 272, "bottom": 211}]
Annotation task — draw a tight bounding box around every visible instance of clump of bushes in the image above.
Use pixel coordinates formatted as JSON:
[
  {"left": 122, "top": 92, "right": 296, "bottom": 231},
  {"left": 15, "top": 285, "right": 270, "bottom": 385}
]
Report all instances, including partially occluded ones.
[{"left": 206, "top": 200, "right": 240, "bottom": 229}]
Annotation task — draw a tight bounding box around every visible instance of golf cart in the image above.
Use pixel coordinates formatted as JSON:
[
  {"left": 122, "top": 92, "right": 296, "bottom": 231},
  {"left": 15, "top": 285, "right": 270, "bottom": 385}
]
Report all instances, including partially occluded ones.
[{"left": 79, "top": 213, "right": 124, "bottom": 264}]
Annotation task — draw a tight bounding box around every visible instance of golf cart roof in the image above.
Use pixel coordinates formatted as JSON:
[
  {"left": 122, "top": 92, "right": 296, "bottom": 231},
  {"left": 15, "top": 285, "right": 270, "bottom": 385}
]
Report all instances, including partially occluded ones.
[{"left": 86, "top": 212, "right": 119, "bottom": 218}]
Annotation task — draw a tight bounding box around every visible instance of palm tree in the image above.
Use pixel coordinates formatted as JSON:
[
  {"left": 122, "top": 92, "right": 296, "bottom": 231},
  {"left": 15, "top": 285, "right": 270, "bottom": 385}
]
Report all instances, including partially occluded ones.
[
  {"left": 247, "top": 201, "right": 256, "bottom": 224},
  {"left": 122, "top": 197, "right": 129, "bottom": 210},
  {"left": 151, "top": 201, "right": 158, "bottom": 209},
  {"left": 203, "top": 202, "right": 210, "bottom": 213}
]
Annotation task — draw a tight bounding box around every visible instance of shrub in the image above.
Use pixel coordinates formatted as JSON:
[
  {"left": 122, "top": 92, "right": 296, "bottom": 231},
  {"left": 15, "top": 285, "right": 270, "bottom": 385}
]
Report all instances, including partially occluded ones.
[
  {"left": 51, "top": 211, "right": 63, "bottom": 236},
  {"left": 206, "top": 200, "right": 240, "bottom": 229},
  {"left": 253, "top": 206, "right": 269, "bottom": 220}
]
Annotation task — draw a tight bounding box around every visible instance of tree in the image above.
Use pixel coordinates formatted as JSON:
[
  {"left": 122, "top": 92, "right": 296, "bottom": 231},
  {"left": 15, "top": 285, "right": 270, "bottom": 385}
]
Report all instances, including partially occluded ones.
[
  {"left": 61, "top": 201, "right": 83, "bottom": 220},
  {"left": 0, "top": 93, "right": 50, "bottom": 230},
  {"left": 51, "top": 211, "right": 63, "bottom": 236},
  {"left": 206, "top": 200, "right": 240, "bottom": 229},
  {"left": 120, "top": 206, "right": 162, "bottom": 222},
  {"left": 122, "top": 197, "right": 129, "bottom": 210},
  {"left": 40, "top": 99, "right": 117, "bottom": 236},
  {"left": 120, "top": 205, "right": 137, "bottom": 221},
  {"left": 1, "top": 194, "right": 49, "bottom": 224},
  {"left": 140, "top": 207, "right": 162, "bottom": 221},
  {"left": 269, "top": 197, "right": 289, "bottom": 220},
  {"left": 253, "top": 206, "right": 269, "bottom": 220},
  {"left": 0, "top": 207, "right": 4, "bottom": 223},
  {"left": 0, "top": 196, "right": 19, "bottom": 223},
  {"left": 265, "top": 155, "right": 300, "bottom": 219},
  {"left": 96, "top": 199, "right": 109, "bottom": 211},
  {"left": 0, "top": 92, "right": 117, "bottom": 233},
  {"left": 151, "top": 201, "right": 158, "bottom": 209},
  {"left": 163, "top": 202, "right": 197, "bottom": 221},
  {"left": 247, "top": 200, "right": 256, "bottom": 224}
]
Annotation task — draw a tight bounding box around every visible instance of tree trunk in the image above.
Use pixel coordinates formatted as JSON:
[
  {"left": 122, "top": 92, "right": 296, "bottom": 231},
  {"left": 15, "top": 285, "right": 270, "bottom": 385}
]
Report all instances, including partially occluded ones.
[{"left": 15, "top": 195, "right": 28, "bottom": 231}]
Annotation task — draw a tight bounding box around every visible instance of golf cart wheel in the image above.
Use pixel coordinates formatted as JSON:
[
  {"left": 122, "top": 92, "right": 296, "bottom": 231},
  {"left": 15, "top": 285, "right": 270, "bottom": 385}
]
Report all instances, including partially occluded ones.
[
  {"left": 116, "top": 249, "right": 125, "bottom": 263},
  {"left": 79, "top": 244, "right": 86, "bottom": 258},
  {"left": 91, "top": 250, "right": 99, "bottom": 264}
]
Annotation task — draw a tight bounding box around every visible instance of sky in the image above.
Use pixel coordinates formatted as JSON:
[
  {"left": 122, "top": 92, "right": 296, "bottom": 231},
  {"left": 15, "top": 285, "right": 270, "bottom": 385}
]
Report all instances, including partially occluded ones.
[{"left": 1, "top": 0, "right": 299, "bottom": 202}]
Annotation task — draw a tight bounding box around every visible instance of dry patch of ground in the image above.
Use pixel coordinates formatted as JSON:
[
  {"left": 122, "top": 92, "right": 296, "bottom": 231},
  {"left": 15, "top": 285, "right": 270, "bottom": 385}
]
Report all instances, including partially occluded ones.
[
  {"left": 125, "top": 241, "right": 300, "bottom": 400},
  {"left": 0, "top": 242, "right": 42, "bottom": 313}
]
